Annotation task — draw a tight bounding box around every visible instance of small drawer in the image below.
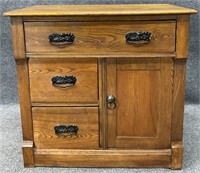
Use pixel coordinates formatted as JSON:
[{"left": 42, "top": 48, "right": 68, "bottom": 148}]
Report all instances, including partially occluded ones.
[
  {"left": 29, "top": 58, "right": 98, "bottom": 103},
  {"left": 24, "top": 21, "right": 176, "bottom": 54},
  {"left": 33, "top": 107, "right": 99, "bottom": 149}
]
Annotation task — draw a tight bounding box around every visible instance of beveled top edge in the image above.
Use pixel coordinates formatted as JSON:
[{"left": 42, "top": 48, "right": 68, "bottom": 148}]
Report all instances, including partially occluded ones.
[{"left": 3, "top": 4, "right": 198, "bottom": 16}]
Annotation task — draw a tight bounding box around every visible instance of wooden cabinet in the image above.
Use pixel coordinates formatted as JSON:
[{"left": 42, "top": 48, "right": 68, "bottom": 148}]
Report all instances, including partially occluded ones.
[{"left": 4, "top": 4, "right": 197, "bottom": 169}]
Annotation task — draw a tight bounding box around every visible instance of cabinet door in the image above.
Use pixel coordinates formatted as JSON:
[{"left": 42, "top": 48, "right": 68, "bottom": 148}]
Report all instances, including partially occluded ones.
[{"left": 107, "top": 58, "right": 173, "bottom": 149}]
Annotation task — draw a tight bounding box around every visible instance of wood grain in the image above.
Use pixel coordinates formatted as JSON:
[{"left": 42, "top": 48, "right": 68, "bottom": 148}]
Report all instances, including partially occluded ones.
[
  {"left": 15, "top": 59, "right": 33, "bottom": 140},
  {"left": 24, "top": 21, "right": 176, "bottom": 54},
  {"left": 6, "top": 4, "right": 196, "bottom": 169},
  {"left": 176, "top": 15, "right": 190, "bottom": 58},
  {"left": 107, "top": 58, "right": 173, "bottom": 149},
  {"left": 3, "top": 4, "right": 197, "bottom": 16},
  {"left": 10, "top": 17, "right": 25, "bottom": 59},
  {"left": 32, "top": 107, "right": 99, "bottom": 149},
  {"left": 11, "top": 17, "right": 34, "bottom": 168},
  {"left": 31, "top": 103, "right": 99, "bottom": 107},
  {"left": 29, "top": 58, "right": 98, "bottom": 103},
  {"left": 34, "top": 148, "right": 171, "bottom": 167},
  {"left": 22, "top": 141, "right": 34, "bottom": 167},
  {"left": 171, "top": 141, "right": 183, "bottom": 169},
  {"left": 98, "top": 58, "right": 108, "bottom": 149},
  {"left": 26, "top": 52, "right": 176, "bottom": 59},
  {"left": 172, "top": 59, "right": 186, "bottom": 141},
  {"left": 107, "top": 58, "right": 117, "bottom": 148}
]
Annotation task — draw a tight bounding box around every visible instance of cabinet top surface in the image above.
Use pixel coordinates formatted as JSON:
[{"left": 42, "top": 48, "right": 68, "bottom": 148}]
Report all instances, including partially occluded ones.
[{"left": 3, "top": 4, "right": 197, "bottom": 16}]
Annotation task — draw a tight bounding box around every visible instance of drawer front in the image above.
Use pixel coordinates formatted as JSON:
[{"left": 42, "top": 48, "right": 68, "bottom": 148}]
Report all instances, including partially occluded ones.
[
  {"left": 29, "top": 58, "right": 98, "bottom": 103},
  {"left": 24, "top": 21, "right": 175, "bottom": 54},
  {"left": 33, "top": 107, "right": 99, "bottom": 149}
]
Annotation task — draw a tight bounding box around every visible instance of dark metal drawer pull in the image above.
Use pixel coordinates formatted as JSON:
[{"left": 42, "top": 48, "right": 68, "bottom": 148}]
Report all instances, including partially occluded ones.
[
  {"left": 52, "top": 75, "right": 77, "bottom": 88},
  {"left": 54, "top": 125, "right": 79, "bottom": 136},
  {"left": 125, "top": 31, "right": 152, "bottom": 46},
  {"left": 49, "top": 33, "right": 75, "bottom": 47}
]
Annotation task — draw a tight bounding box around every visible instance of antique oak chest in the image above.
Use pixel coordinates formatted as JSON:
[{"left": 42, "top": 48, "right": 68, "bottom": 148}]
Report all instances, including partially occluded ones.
[{"left": 4, "top": 4, "right": 197, "bottom": 169}]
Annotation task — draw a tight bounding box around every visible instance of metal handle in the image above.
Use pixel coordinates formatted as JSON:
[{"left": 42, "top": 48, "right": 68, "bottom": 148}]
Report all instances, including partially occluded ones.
[
  {"left": 107, "top": 94, "right": 116, "bottom": 110},
  {"left": 52, "top": 75, "right": 77, "bottom": 88},
  {"left": 125, "top": 31, "right": 152, "bottom": 46},
  {"left": 49, "top": 33, "right": 75, "bottom": 47},
  {"left": 54, "top": 125, "right": 79, "bottom": 136}
]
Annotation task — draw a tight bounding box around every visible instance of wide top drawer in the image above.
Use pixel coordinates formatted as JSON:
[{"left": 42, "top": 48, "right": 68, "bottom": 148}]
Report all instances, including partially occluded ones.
[{"left": 24, "top": 21, "right": 176, "bottom": 54}]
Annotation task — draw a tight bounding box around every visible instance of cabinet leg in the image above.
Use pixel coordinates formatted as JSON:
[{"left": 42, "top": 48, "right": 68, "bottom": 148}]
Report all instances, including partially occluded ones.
[
  {"left": 22, "top": 141, "right": 34, "bottom": 168},
  {"left": 171, "top": 141, "right": 183, "bottom": 169}
]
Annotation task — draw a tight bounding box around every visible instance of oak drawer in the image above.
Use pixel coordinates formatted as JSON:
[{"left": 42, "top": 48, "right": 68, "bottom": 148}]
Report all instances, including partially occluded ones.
[
  {"left": 33, "top": 107, "right": 99, "bottom": 149},
  {"left": 24, "top": 21, "right": 176, "bottom": 54},
  {"left": 29, "top": 58, "right": 98, "bottom": 103}
]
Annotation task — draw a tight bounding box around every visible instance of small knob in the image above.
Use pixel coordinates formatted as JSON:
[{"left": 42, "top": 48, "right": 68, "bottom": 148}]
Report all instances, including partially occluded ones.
[{"left": 106, "top": 94, "right": 116, "bottom": 110}]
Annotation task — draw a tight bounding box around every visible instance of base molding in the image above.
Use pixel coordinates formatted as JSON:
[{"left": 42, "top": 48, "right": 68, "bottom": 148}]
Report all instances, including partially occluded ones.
[
  {"left": 171, "top": 141, "right": 183, "bottom": 169},
  {"left": 22, "top": 143, "right": 184, "bottom": 169},
  {"left": 34, "top": 149, "right": 171, "bottom": 168},
  {"left": 22, "top": 141, "right": 34, "bottom": 167}
]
